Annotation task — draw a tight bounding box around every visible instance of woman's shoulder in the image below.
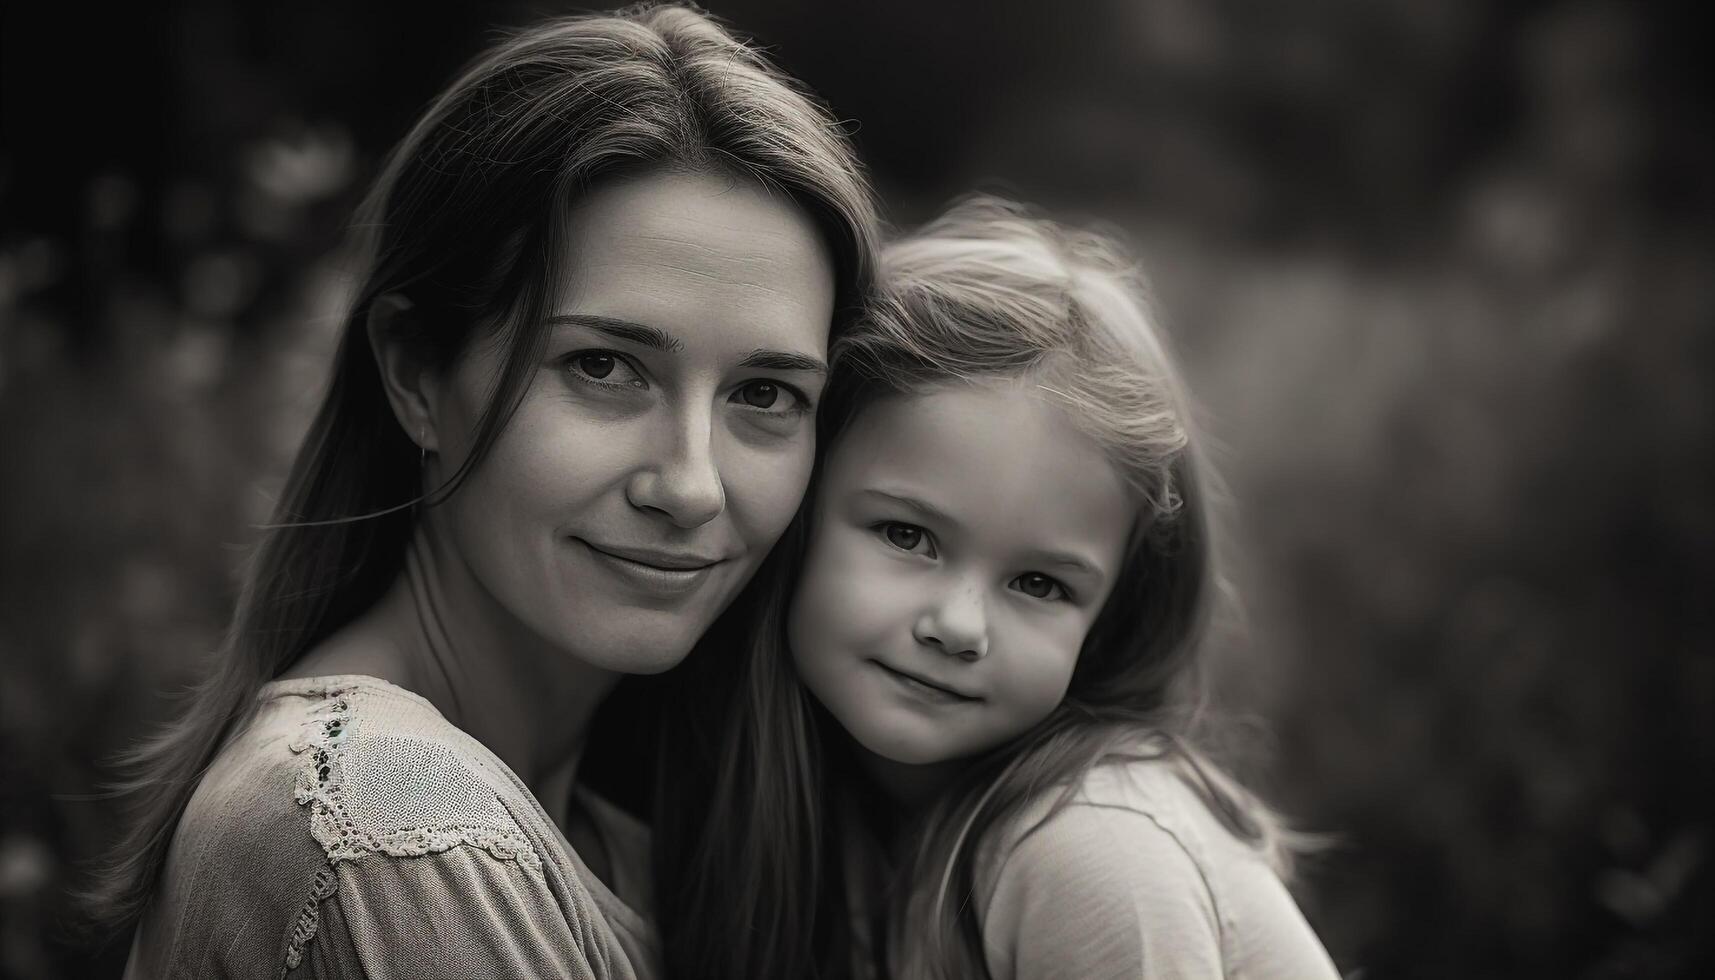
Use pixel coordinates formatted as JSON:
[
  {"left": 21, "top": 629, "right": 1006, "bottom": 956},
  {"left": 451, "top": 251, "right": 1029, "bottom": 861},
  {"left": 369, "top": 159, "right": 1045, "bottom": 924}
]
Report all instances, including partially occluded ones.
[
  {"left": 133, "top": 675, "right": 584, "bottom": 978},
  {"left": 250, "top": 674, "right": 545, "bottom": 868},
  {"left": 165, "top": 675, "right": 542, "bottom": 866}
]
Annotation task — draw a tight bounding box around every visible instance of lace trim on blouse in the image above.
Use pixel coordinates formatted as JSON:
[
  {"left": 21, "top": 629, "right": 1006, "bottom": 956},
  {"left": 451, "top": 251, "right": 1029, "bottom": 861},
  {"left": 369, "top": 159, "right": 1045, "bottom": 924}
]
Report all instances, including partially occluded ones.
[{"left": 279, "top": 682, "right": 544, "bottom": 975}]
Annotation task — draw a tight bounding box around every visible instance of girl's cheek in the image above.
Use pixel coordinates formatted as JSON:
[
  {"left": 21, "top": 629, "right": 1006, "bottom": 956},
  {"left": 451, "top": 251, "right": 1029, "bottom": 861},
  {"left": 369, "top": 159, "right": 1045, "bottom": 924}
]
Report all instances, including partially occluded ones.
[
  {"left": 795, "top": 536, "right": 861, "bottom": 641},
  {"left": 854, "top": 551, "right": 928, "bottom": 631},
  {"left": 838, "top": 587, "right": 898, "bottom": 644},
  {"left": 1007, "top": 630, "right": 1082, "bottom": 719}
]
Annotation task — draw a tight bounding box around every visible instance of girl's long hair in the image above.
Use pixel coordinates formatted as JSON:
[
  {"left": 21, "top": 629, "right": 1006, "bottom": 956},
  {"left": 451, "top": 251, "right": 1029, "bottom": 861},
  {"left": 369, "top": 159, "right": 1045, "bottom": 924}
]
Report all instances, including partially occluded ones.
[
  {"left": 661, "top": 196, "right": 1297, "bottom": 979},
  {"left": 84, "top": 3, "right": 877, "bottom": 935}
]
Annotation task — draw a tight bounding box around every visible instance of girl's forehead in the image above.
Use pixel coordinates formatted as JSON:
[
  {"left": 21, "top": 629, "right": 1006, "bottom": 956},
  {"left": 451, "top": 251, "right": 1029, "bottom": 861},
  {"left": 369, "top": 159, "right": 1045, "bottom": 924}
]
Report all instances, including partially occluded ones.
[
  {"left": 825, "top": 383, "right": 1134, "bottom": 570},
  {"left": 837, "top": 381, "right": 1084, "bottom": 468}
]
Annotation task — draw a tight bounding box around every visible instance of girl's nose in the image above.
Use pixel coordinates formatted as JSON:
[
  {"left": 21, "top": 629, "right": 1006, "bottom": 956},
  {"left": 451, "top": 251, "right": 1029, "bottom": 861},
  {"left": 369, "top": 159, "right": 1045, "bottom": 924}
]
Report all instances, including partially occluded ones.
[
  {"left": 913, "top": 582, "right": 989, "bottom": 661},
  {"left": 625, "top": 410, "right": 726, "bottom": 529}
]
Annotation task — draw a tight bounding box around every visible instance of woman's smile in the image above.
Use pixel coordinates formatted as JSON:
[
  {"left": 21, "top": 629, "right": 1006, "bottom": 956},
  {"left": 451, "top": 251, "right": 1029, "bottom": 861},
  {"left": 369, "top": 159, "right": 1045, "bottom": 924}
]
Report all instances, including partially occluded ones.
[{"left": 571, "top": 537, "right": 731, "bottom": 598}]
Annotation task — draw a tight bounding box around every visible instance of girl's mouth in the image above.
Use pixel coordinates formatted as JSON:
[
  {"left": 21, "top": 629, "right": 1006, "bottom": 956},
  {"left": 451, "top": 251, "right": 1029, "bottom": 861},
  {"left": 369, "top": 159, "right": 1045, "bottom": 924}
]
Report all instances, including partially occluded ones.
[{"left": 869, "top": 660, "right": 981, "bottom": 704}]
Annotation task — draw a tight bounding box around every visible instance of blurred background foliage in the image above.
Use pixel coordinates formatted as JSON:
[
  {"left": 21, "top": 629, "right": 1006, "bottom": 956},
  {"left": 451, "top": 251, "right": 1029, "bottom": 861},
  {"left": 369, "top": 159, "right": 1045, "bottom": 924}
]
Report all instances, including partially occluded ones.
[{"left": 2, "top": 1, "right": 1710, "bottom": 977}]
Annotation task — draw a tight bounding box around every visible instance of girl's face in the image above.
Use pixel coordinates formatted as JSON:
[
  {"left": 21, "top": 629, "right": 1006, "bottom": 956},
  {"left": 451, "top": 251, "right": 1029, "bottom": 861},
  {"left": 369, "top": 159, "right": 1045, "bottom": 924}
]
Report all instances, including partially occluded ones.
[
  {"left": 788, "top": 382, "right": 1134, "bottom": 766},
  {"left": 428, "top": 169, "right": 836, "bottom": 675}
]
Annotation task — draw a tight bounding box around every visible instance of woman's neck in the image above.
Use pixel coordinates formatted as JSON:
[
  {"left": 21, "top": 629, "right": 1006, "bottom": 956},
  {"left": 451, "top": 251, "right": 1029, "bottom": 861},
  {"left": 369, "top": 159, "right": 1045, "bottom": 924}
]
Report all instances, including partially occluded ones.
[{"left": 288, "top": 525, "right": 616, "bottom": 827}]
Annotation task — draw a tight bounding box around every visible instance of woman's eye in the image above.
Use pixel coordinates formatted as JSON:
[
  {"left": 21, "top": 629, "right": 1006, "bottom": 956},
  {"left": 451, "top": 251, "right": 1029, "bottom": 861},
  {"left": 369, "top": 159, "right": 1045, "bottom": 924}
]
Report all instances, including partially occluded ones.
[
  {"left": 564, "top": 350, "right": 644, "bottom": 389},
  {"left": 576, "top": 353, "right": 616, "bottom": 379},
  {"left": 878, "top": 522, "right": 933, "bottom": 556},
  {"left": 740, "top": 381, "right": 779, "bottom": 408},
  {"left": 1012, "top": 572, "right": 1068, "bottom": 601},
  {"left": 729, "top": 379, "right": 808, "bottom": 415}
]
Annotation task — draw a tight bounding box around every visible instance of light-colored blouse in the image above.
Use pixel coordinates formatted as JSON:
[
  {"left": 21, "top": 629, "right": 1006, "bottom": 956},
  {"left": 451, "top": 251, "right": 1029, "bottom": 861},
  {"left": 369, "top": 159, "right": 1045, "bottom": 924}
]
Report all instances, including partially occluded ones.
[
  {"left": 123, "top": 675, "right": 657, "bottom": 979},
  {"left": 975, "top": 758, "right": 1339, "bottom": 980}
]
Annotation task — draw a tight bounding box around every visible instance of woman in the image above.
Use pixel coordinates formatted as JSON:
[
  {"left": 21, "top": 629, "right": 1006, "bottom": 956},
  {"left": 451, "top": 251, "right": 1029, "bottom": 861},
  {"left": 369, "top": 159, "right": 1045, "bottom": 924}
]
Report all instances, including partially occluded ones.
[{"left": 92, "top": 6, "right": 878, "bottom": 977}]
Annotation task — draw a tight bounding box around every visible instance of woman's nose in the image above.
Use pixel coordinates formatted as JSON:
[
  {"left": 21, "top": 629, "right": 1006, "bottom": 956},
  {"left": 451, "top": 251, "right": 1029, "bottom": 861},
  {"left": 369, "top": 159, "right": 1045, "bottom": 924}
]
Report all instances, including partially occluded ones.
[
  {"left": 913, "top": 581, "right": 989, "bottom": 661},
  {"left": 625, "top": 408, "right": 726, "bottom": 529}
]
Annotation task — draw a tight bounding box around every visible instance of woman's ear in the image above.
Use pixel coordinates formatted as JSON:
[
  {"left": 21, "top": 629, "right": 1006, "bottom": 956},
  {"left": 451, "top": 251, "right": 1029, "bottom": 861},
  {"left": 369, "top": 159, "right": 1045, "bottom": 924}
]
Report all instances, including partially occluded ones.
[{"left": 367, "top": 292, "right": 441, "bottom": 454}]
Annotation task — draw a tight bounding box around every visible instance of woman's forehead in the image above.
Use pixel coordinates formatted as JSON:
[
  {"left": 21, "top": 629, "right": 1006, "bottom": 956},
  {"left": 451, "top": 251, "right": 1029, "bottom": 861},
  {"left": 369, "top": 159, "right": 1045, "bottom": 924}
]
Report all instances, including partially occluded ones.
[{"left": 551, "top": 170, "right": 837, "bottom": 353}]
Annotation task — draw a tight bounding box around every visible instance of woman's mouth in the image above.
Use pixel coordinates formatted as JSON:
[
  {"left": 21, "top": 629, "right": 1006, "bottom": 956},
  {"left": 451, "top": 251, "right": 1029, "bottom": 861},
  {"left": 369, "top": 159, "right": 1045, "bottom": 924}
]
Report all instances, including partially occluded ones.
[{"left": 573, "top": 538, "right": 727, "bottom": 596}]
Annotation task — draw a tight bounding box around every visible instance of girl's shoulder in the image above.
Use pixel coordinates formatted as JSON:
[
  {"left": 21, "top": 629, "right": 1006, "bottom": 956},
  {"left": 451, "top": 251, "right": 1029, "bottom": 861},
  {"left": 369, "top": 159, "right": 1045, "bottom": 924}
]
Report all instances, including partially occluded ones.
[
  {"left": 1067, "top": 753, "right": 1254, "bottom": 858},
  {"left": 973, "top": 754, "right": 1338, "bottom": 980},
  {"left": 985, "top": 753, "right": 1256, "bottom": 880},
  {"left": 128, "top": 675, "right": 647, "bottom": 979}
]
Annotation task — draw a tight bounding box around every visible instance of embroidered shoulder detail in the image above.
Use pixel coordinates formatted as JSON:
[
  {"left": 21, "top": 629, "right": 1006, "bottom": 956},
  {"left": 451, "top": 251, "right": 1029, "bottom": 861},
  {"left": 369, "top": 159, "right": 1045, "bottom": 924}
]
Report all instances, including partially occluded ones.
[{"left": 279, "top": 685, "right": 543, "bottom": 975}]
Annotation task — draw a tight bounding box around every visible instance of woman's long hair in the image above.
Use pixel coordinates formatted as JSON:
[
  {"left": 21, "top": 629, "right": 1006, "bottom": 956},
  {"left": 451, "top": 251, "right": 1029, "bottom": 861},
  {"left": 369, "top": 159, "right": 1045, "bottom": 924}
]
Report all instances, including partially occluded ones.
[
  {"left": 661, "top": 196, "right": 1297, "bottom": 979},
  {"left": 85, "top": 3, "right": 878, "bottom": 934}
]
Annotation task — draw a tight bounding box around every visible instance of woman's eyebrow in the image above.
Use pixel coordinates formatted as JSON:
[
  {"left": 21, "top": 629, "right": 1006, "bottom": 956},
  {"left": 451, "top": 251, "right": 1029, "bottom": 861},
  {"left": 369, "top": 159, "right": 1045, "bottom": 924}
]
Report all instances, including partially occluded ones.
[
  {"left": 543, "top": 315, "right": 824, "bottom": 373},
  {"left": 545, "top": 314, "right": 684, "bottom": 352},
  {"left": 739, "top": 349, "right": 826, "bottom": 374}
]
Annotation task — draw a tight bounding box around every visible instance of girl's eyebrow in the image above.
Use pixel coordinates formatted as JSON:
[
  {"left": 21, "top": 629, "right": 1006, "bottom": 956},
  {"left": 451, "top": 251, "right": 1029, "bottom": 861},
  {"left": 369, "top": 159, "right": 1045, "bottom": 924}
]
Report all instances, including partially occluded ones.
[
  {"left": 859, "top": 488, "right": 961, "bottom": 530},
  {"left": 1020, "top": 548, "right": 1101, "bottom": 579},
  {"left": 862, "top": 489, "right": 1103, "bottom": 579}
]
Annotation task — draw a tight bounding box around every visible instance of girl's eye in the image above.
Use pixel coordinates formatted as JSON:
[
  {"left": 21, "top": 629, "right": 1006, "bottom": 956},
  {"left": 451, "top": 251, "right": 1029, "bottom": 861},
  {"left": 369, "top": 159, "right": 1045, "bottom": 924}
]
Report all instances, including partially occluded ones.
[
  {"left": 877, "top": 522, "right": 934, "bottom": 557},
  {"left": 1012, "top": 572, "right": 1068, "bottom": 601},
  {"left": 564, "top": 350, "right": 645, "bottom": 389},
  {"left": 729, "top": 379, "right": 810, "bottom": 416}
]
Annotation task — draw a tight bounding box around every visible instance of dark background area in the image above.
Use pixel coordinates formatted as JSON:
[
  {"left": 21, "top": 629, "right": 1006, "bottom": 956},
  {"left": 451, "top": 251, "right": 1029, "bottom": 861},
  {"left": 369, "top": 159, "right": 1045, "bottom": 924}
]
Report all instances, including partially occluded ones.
[{"left": 2, "top": 1, "right": 1711, "bottom": 977}]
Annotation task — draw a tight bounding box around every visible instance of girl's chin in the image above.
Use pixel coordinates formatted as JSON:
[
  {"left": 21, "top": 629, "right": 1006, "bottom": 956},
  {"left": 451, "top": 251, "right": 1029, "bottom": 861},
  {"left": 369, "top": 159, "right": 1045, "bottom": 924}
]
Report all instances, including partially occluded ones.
[
  {"left": 865, "top": 742, "right": 953, "bottom": 768},
  {"left": 846, "top": 715, "right": 968, "bottom": 768}
]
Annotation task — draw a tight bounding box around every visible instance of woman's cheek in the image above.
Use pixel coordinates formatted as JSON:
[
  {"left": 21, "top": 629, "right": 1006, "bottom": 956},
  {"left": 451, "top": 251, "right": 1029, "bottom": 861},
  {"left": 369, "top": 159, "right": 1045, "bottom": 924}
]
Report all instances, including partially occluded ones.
[
  {"left": 492, "top": 385, "right": 630, "bottom": 494},
  {"left": 726, "top": 436, "right": 816, "bottom": 537}
]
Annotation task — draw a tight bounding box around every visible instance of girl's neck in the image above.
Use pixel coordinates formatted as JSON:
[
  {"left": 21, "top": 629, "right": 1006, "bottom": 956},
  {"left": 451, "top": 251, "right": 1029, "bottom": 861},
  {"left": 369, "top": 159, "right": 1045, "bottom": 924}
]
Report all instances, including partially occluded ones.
[
  {"left": 859, "top": 750, "right": 963, "bottom": 812},
  {"left": 287, "top": 522, "right": 616, "bottom": 828},
  {"left": 845, "top": 736, "right": 968, "bottom": 853}
]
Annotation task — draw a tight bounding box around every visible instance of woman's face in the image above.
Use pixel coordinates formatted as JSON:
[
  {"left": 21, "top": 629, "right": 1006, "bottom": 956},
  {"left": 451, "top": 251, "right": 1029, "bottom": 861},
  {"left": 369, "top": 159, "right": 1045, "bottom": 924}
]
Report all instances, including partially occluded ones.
[{"left": 427, "top": 169, "right": 837, "bottom": 675}]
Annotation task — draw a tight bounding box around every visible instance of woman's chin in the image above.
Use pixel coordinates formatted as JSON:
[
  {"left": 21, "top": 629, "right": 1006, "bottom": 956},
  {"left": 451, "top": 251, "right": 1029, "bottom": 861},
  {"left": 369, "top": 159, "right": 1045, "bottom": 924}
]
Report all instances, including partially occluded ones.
[{"left": 555, "top": 620, "right": 705, "bottom": 676}]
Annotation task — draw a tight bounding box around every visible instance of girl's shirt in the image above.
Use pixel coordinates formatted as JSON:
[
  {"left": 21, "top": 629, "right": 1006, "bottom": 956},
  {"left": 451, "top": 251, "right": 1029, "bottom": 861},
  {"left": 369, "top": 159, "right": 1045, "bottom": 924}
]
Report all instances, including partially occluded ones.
[
  {"left": 974, "top": 757, "right": 1338, "bottom": 980},
  {"left": 123, "top": 675, "right": 657, "bottom": 979}
]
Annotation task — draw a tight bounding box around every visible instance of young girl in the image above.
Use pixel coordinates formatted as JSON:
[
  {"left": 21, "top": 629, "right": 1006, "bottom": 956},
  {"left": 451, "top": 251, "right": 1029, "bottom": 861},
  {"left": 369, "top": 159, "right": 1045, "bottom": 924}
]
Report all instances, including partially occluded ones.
[{"left": 658, "top": 196, "right": 1337, "bottom": 979}]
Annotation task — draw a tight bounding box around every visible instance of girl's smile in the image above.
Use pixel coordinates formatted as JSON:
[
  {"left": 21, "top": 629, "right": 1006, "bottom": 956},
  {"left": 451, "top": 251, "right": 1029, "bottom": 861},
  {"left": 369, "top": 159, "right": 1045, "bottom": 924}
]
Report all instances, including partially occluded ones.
[{"left": 868, "top": 658, "right": 983, "bottom": 706}]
